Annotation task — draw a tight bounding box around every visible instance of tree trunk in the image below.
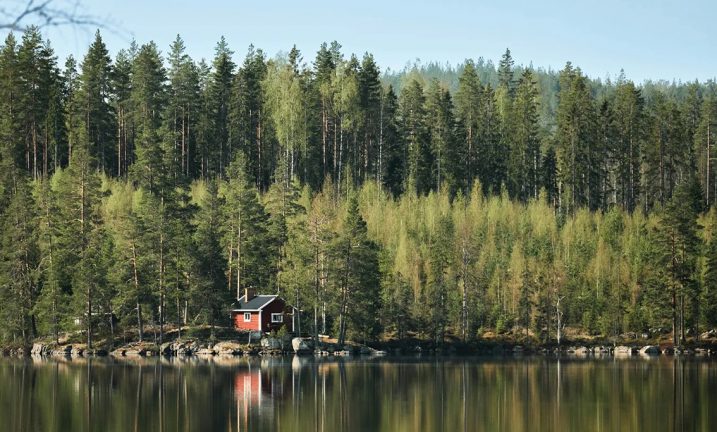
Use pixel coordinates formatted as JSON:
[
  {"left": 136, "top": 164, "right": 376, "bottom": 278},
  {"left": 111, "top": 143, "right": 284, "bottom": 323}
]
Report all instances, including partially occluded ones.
[{"left": 131, "top": 241, "right": 143, "bottom": 341}]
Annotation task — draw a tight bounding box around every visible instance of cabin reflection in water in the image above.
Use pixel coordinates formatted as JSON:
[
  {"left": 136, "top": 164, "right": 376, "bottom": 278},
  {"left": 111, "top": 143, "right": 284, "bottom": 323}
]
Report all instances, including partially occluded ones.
[{"left": 233, "top": 359, "right": 290, "bottom": 430}]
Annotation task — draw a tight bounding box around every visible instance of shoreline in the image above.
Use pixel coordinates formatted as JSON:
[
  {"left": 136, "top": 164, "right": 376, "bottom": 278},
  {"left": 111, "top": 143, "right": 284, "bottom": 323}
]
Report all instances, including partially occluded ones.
[{"left": 3, "top": 334, "right": 716, "bottom": 359}]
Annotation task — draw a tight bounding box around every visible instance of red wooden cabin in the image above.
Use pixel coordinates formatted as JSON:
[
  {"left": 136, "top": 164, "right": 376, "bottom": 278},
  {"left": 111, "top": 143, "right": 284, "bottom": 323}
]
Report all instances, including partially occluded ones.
[{"left": 231, "top": 288, "right": 294, "bottom": 333}]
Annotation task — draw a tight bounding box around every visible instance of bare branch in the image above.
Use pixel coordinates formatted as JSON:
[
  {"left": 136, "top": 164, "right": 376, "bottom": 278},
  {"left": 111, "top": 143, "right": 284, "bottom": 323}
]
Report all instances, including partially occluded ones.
[{"left": 0, "top": 0, "right": 115, "bottom": 34}]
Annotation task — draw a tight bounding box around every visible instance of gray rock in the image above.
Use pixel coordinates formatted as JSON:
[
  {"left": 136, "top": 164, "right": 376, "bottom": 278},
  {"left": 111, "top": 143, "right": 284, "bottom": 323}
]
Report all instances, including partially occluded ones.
[
  {"left": 260, "top": 337, "right": 281, "bottom": 350},
  {"left": 575, "top": 346, "right": 589, "bottom": 355},
  {"left": 292, "top": 337, "right": 312, "bottom": 353},
  {"left": 31, "top": 343, "right": 48, "bottom": 356},
  {"left": 213, "top": 341, "right": 243, "bottom": 356},
  {"left": 639, "top": 345, "right": 660, "bottom": 355},
  {"left": 195, "top": 347, "right": 216, "bottom": 356},
  {"left": 160, "top": 342, "right": 174, "bottom": 356},
  {"left": 614, "top": 346, "right": 633, "bottom": 355}
]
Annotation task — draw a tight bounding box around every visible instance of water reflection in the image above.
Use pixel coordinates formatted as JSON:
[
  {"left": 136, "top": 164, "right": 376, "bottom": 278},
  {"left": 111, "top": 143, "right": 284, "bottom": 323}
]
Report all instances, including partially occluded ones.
[{"left": 0, "top": 355, "right": 715, "bottom": 431}]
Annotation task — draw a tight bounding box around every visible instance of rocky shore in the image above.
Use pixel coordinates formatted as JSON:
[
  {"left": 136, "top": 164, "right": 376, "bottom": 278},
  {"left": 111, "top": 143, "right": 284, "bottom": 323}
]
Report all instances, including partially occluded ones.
[{"left": 3, "top": 328, "right": 717, "bottom": 359}]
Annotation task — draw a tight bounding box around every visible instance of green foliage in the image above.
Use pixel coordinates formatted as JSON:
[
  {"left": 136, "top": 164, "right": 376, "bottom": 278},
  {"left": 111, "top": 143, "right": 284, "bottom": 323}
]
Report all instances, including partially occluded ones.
[{"left": 2, "top": 34, "right": 717, "bottom": 347}]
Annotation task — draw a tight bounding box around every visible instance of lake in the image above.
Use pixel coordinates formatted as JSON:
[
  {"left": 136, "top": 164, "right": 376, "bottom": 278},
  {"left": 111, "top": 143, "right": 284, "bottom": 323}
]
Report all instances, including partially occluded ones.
[{"left": 0, "top": 355, "right": 715, "bottom": 431}]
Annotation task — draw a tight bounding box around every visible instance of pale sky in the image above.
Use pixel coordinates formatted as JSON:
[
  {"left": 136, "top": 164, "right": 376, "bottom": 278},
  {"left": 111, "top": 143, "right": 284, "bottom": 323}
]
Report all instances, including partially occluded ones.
[{"left": 11, "top": 0, "right": 716, "bottom": 83}]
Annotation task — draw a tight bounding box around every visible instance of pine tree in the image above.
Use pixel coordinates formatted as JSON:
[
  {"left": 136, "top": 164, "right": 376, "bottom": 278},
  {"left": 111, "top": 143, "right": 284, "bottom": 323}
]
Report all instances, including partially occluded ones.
[
  {"left": 76, "top": 30, "right": 115, "bottom": 173},
  {"left": 498, "top": 48, "right": 516, "bottom": 94},
  {"left": 206, "top": 36, "right": 235, "bottom": 175},
  {"left": 112, "top": 47, "right": 133, "bottom": 178},
  {"left": 0, "top": 173, "right": 39, "bottom": 344},
  {"left": 555, "top": 63, "right": 600, "bottom": 212},
  {"left": 332, "top": 54, "right": 360, "bottom": 191},
  {"left": 55, "top": 134, "right": 105, "bottom": 349},
  {"left": 17, "top": 27, "right": 49, "bottom": 179},
  {"left": 425, "top": 213, "right": 454, "bottom": 344},
  {"left": 455, "top": 60, "right": 482, "bottom": 188},
  {"left": 358, "top": 53, "right": 382, "bottom": 182},
  {"left": 478, "top": 83, "right": 506, "bottom": 194},
  {"left": 34, "top": 177, "right": 67, "bottom": 343},
  {"left": 130, "top": 42, "right": 167, "bottom": 191},
  {"left": 702, "top": 209, "right": 717, "bottom": 329},
  {"left": 193, "top": 179, "right": 228, "bottom": 337},
  {"left": 0, "top": 33, "right": 22, "bottom": 201},
  {"left": 380, "top": 86, "right": 403, "bottom": 196},
  {"left": 652, "top": 177, "right": 701, "bottom": 345},
  {"left": 222, "top": 153, "right": 276, "bottom": 300},
  {"left": 109, "top": 187, "right": 149, "bottom": 342},
  {"left": 166, "top": 35, "right": 200, "bottom": 180},
  {"left": 313, "top": 41, "right": 340, "bottom": 181},
  {"left": 506, "top": 69, "right": 541, "bottom": 200},
  {"left": 425, "top": 79, "right": 462, "bottom": 194},
  {"left": 399, "top": 79, "right": 431, "bottom": 194},
  {"left": 695, "top": 96, "right": 717, "bottom": 207},
  {"left": 330, "top": 195, "right": 380, "bottom": 344},
  {"left": 611, "top": 80, "right": 643, "bottom": 211},
  {"left": 231, "top": 45, "right": 268, "bottom": 188}
]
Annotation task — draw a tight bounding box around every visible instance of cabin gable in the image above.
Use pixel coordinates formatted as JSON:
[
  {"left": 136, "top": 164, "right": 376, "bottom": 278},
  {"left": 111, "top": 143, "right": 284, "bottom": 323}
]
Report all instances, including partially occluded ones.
[{"left": 231, "top": 289, "right": 294, "bottom": 333}]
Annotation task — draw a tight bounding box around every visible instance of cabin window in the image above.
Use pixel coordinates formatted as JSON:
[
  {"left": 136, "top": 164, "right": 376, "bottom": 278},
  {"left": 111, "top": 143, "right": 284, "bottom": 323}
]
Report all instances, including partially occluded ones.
[
  {"left": 271, "top": 313, "right": 283, "bottom": 323},
  {"left": 243, "top": 312, "right": 251, "bottom": 322}
]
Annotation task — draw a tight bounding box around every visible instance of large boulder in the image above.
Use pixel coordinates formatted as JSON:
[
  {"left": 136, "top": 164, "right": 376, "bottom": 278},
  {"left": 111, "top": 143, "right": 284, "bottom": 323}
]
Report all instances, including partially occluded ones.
[
  {"left": 614, "top": 346, "right": 633, "bottom": 356},
  {"left": 31, "top": 343, "right": 50, "bottom": 356},
  {"left": 195, "top": 347, "right": 216, "bottom": 357},
  {"left": 213, "top": 341, "right": 243, "bottom": 356},
  {"left": 639, "top": 345, "right": 660, "bottom": 355},
  {"left": 52, "top": 345, "right": 72, "bottom": 357},
  {"left": 260, "top": 337, "right": 281, "bottom": 350},
  {"left": 167, "top": 340, "right": 199, "bottom": 356},
  {"left": 292, "top": 338, "right": 313, "bottom": 354},
  {"left": 160, "top": 342, "right": 174, "bottom": 356},
  {"left": 574, "top": 346, "right": 589, "bottom": 355}
]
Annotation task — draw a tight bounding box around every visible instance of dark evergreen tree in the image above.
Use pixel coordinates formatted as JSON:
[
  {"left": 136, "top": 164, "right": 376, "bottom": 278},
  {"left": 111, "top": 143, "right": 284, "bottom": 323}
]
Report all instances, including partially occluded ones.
[
  {"left": 506, "top": 69, "right": 541, "bottom": 200},
  {"left": 76, "top": 31, "right": 115, "bottom": 173},
  {"left": 455, "top": 60, "right": 482, "bottom": 188},
  {"left": 193, "top": 179, "right": 228, "bottom": 337},
  {"left": 380, "top": 86, "right": 403, "bottom": 196},
  {"left": 0, "top": 173, "right": 39, "bottom": 344},
  {"left": 330, "top": 195, "right": 380, "bottom": 344},
  {"left": 206, "top": 36, "right": 235, "bottom": 176},
  {"left": 399, "top": 79, "right": 431, "bottom": 194},
  {"left": 130, "top": 42, "right": 167, "bottom": 192},
  {"left": 426, "top": 79, "right": 462, "bottom": 194},
  {"left": 652, "top": 177, "right": 702, "bottom": 345}
]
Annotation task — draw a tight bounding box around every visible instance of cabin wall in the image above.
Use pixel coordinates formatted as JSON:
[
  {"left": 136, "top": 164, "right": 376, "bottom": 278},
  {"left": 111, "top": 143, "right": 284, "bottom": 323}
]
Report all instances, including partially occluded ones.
[
  {"left": 233, "top": 311, "right": 260, "bottom": 331},
  {"left": 261, "top": 300, "right": 291, "bottom": 333}
]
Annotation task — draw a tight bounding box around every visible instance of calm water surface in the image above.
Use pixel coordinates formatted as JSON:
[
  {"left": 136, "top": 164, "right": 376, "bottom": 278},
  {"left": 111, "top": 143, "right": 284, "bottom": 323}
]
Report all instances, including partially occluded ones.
[{"left": 0, "top": 355, "right": 715, "bottom": 431}]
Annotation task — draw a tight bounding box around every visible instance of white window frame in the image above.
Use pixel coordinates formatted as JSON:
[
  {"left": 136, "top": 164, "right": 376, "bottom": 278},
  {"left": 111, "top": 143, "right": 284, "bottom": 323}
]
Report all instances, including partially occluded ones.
[
  {"left": 243, "top": 312, "right": 251, "bottom": 322},
  {"left": 271, "top": 313, "right": 283, "bottom": 323}
]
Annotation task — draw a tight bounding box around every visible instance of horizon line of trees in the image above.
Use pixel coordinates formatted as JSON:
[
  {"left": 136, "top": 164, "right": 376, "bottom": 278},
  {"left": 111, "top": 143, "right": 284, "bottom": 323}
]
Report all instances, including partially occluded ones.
[{"left": 1, "top": 29, "right": 717, "bottom": 348}]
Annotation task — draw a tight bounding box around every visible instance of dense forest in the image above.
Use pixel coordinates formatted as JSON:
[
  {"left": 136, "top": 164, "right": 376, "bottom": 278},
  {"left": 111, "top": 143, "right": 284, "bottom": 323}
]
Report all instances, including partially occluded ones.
[{"left": 1, "top": 28, "right": 717, "bottom": 349}]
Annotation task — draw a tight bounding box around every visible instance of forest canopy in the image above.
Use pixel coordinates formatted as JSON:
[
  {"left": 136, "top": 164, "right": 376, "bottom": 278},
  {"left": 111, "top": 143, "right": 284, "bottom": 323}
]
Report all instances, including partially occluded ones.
[{"left": 1, "top": 29, "right": 716, "bottom": 348}]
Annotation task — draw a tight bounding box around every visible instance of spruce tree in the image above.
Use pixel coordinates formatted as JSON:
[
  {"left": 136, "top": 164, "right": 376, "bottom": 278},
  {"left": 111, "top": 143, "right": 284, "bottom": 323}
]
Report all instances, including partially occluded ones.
[
  {"left": 0, "top": 173, "right": 39, "bottom": 344},
  {"left": 455, "top": 60, "right": 482, "bottom": 188},
  {"left": 76, "top": 30, "right": 115, "bottom": 173},
  {"left": 330, "top": 195, "right": 380, "bottom": 345},
  {"left": 399, "top": 79, "right": 431, "bottom": 194},
  {"left": 507, "top": 69, "right": 541, "bottom": 200},
  {"left": 653, "top": 177, "right": 701, "bottom": 345},
  {"left": 130, "top": 42, "right": 167, "bottom": 191},
  {"left": 193, "top": 179, "right": 228, "bottom": 337}
]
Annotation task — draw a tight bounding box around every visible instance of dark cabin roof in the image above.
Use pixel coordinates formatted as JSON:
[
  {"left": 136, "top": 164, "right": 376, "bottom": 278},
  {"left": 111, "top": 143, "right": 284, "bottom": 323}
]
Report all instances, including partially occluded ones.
[{"left": 233, "top": 295, "right": 278, "bottom": 311}]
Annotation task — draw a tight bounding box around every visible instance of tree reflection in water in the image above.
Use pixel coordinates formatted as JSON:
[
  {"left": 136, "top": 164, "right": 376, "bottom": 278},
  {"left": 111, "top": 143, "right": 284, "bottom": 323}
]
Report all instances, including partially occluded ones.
[{"left": 0, "top": 356, "right": 715, "bottom": 431}]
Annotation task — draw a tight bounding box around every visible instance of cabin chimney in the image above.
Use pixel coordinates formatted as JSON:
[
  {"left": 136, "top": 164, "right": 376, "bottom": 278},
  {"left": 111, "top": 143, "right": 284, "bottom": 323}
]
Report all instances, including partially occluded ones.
[{"left": 244, "top": 287, "right": 255, "bottom": 302}]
